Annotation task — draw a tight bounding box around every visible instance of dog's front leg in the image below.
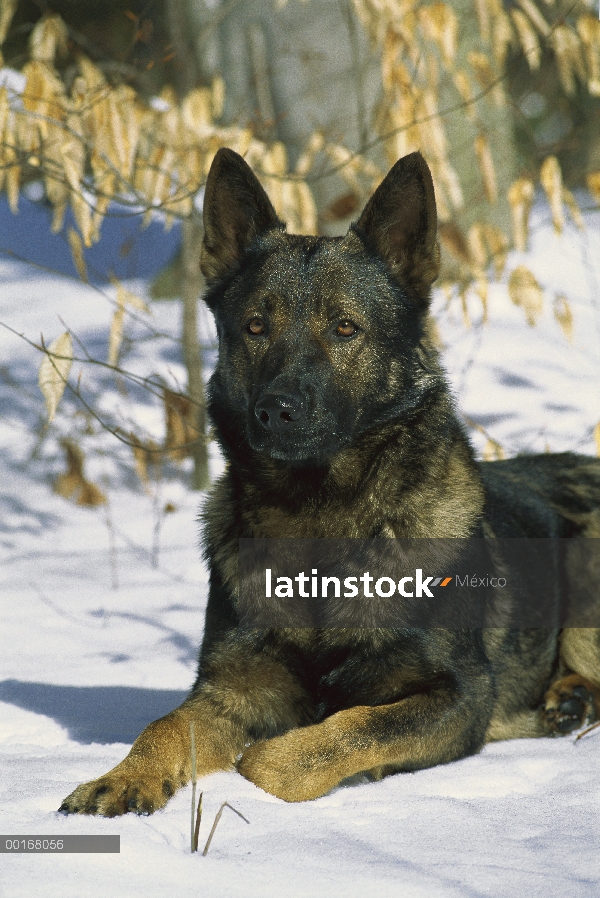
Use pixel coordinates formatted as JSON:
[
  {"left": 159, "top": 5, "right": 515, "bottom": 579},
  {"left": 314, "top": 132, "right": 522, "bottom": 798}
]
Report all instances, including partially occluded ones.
[
  {"left": 238, "top": 687, "right": 488, "bottom": 802},
  {"left": 60, "top": 640, "right": 311, "bottom": 816},
  {"left": 58, "top": 695, "right": 244, "bottom": 816}
]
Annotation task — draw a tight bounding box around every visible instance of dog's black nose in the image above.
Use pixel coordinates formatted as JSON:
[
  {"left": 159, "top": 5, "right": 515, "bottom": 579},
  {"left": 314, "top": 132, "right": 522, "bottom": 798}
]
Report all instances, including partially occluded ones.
[{"left": 255, "top": 392, "right": 305, "bottom": 431}]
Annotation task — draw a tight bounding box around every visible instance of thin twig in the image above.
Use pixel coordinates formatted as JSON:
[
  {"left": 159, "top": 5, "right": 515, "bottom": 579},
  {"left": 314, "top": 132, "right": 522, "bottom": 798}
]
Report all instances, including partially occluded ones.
[
  {"left": 575, "top": 720, "right": 600, "bottom": 742},
  {"left": 193, "top": 792, "right": 203, "bottom": 853},
  {"left": 202, "top": 802, "right": 250, "bottom": 857},
  {"left": 190, "top": 722, "right": 197, "bottom": 853}
]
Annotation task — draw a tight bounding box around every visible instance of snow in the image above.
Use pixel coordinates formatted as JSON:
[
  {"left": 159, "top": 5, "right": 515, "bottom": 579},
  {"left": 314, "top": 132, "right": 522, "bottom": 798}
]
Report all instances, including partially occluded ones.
[{"left": 1, "top": 196, "right": 600, "bottom": 897}]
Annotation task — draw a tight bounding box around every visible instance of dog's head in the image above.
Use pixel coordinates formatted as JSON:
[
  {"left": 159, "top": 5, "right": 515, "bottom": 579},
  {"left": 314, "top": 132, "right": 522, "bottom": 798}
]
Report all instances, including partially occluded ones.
[{"left": 201, "top": 148, "right": 442, "bottom": 465}]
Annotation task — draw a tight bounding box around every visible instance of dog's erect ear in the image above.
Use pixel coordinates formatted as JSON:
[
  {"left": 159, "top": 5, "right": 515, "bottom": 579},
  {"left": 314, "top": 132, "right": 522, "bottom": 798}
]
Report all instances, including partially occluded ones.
[
  {"left": 201, "top": 148, "right": 282, "bottom": 282},
  {"left": 353, "top": 152, "right": 440, "bottom": 304}
]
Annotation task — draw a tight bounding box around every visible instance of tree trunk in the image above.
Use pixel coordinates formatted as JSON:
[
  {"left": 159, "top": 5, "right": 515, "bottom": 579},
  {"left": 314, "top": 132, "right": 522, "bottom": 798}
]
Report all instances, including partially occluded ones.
[
  {"left": 181, "top": 217, "right": 209, "bottom": 491},
  {"left": 166, "top": 0, "right": 210, "bottom": 490}
]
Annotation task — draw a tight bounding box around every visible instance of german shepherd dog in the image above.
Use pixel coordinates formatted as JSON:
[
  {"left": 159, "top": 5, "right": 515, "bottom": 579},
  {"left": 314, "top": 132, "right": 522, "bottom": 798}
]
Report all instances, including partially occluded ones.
[{"left": 60, "top": 149, "right": 600, "bottom": 816}]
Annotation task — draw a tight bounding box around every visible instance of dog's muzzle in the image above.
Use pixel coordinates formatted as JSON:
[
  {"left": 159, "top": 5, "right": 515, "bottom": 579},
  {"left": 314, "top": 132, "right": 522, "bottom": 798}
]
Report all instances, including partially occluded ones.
[{"left": 254, "top": 391, "right": 306, "bottom": 434}]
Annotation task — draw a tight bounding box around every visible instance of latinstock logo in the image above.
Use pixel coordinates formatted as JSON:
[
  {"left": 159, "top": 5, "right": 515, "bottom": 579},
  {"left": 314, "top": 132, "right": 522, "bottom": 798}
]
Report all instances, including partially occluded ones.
[{"left": 265, "top": 569, "right": 455, "bottom": 600}]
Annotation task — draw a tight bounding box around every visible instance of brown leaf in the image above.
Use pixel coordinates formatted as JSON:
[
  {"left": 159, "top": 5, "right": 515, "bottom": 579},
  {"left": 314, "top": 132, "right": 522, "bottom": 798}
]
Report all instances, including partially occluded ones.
[
  {"left": 68, "top": 228, "right": 88, "bottom": 283},
  {"left": 107, "top": 307, "right": 125, "bottom": 368},
  {"left": 131, "top": 437, "right": 161, "bottom": 493},
  {"left": 540, "top": 156, "right": 564, "bottom": 234},
  {"left": 322, "top": 192, "right": 360, "bottom": 222},
  {"left": 551, "top": 24, "right": 586, "bottom": 96},
  {"left": 77, "top": 481, "right": 107, "bottom": 507},
  {"left": 475, "top": 134, "right": 498, "bottom": 203},
  {"left": 587, "top": 172, "right": 600, "bottom": 204},
  {"left": 164, "top": 389, "right": 198, "bottom": 462},
  {"left": 0, "top": 0, "right": 18, "bottom": 45},
  {"left": 507, "top": 178, "right": 534, "bottom": 251},
  {"left": 29, "top": 13, "right": 69, "bottom": 63},
  {"left": 54, "top": 439, "right": 106, "bottom": 506},
  {"left": 439, "top": 221, "right": 471, "bottom": 266},
  {"left": 483, "top": 437, "right": 505, "bottom": 461},
  {"left": 511, "top": 9, "right": 541, "bottom": 71},
  {"left": 577, "top": 16, "right": 600, "bottom": 96},
  {"left": 553, "top": 294, "right": 573, "bottom": 343},
  {"left": 482, "top": 224, "right": 508, "bottom": 279},
  {"left": 39, "top": 332, "right": 73, "bottom": 422},
  {"left": 508, "top": 265, "right": 544, "bottom": 326}
]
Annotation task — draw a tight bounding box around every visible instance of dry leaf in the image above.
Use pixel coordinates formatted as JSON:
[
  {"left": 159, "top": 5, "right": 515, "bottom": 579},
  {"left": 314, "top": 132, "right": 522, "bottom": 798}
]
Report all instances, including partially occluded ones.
[
  {"left": 587, "top": 172, "right": 600, "bottom": 204},
  {"left": 77, "top": 481, "right": 107, "bottom": 507},
  {"left": 295, "top": 132, "right": 324, "bottom": 177},
  {"left": 474, "top": 276, "right": 489, "bottom": 323},
  {"left": 418, "top": 3, "right": 458, "bottom": 68},
  {"left": 511, "top": 9, "right": 541, "bottom": 70},
  {"left": 29, "top": 13, "right": 69, "bottom": 63},
  {"left": 459, "top": 287, "right": 471, "bottom": 328},
  {"left": 322, "top": 191, "right": 360, "bottom": 222},
  {"left": 474, "top": 0, "right": 491, "bottom": 43},
  {"left": 467, "top": 222, "right": 488, "bottom": 272},
  {"left": 67, "top": 228, "right": 88, "bottom": 282},
  {"left": 107, "top": 306, "right": 125, "bottom": 367},
  {"left": 131, "top": 437, "right": 161, "bottom": 494},
  {"left": 54, "top": 439, "right": 106, "bottom": 506},
  {"left": 468, "top": 51, "right": 503, "bottom": 104},
  {"left": 439, "top": 221, "right": 471, "bottom": 266},
  {"left": 293, "top": 180, "right": 318, "bottom": 234},
  {"left": 492, "top": 11, "right": 514, "bottom": 68},
  {"left": 551, "top": 24, "right": 586, "bottom": 96},
  {"left": 553, "top": 294, "right": 573, "bottom": 342},
  {"left": 164, "top": 389, "right": 197, "bottom": 462},
  {"left": 482, "top": 224, "right": 508, "bottom": 279},
  {"left": 483, "top": 437, "right": 505, "bottom": 460},
  {"left": 508, "top": 265, "right": 544, "bottom": 326},
  {"left": 515, "top": 0, "right": 550, "bottom": 37},
  {"left": 507, "top": 178, "right": 534, "bottom": 251},
  {"left": 39, "top": 332, "right": 73, "bottom": 422},
  {"left": 0, "top": 0, "right": 17, "bottom": 45},
  {"left": 475, "top": 134, "right": 498, "bottom": 203},
  {"left": 594, "top": 422, "right": 600, "bottom": 457},
  {"left": 211, "top": 76, "right": 225, "bottom": 119},
  {"left": 540, "top": 156, "right": 564, "bottom": 234},
  {"left": 115, "top": 282, "right": 150, "bottom": 314},
  {"left": 577, "top": 16, "right": 600, "bottom": 96}
]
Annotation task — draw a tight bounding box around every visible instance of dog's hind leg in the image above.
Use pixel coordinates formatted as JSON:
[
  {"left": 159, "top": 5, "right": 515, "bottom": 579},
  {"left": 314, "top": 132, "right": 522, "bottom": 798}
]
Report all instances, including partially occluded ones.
[{"left": 541, "top": 629, "right": 600, "bottom": 735}]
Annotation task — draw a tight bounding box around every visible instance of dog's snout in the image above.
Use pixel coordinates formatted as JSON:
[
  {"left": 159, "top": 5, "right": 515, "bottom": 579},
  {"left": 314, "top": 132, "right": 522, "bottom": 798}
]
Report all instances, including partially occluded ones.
[{"left": 255, "top": 392, "right": 305, "bottom": 431}]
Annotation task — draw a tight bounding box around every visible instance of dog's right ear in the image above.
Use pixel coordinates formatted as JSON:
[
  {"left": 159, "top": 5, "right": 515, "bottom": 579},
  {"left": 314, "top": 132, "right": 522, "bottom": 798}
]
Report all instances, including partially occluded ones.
[{"left": 201, "top": 148, "right": 282, "bottom": 282}]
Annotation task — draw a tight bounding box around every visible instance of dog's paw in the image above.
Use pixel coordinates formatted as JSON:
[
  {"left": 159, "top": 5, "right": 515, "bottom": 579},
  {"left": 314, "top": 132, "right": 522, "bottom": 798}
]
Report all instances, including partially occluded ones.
[
  {"left": 59, "top": 773, "right": 175, "bottom": 817},
  {"left": 237, "top": 734, "right": 339, "bottom": 802},
  {"left": 542, "top": 675, "right": 597, "bottom": 735}
]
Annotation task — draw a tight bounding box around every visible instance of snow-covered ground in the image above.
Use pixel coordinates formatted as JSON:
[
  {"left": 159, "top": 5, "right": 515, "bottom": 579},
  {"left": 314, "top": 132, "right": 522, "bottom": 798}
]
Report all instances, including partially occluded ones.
[{"left": 1, "top": 197, "right": 599, "bottom": 898}]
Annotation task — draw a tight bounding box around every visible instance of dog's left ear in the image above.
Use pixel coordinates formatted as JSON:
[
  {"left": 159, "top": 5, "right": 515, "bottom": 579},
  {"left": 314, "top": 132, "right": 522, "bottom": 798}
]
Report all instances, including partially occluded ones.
[
  {"left": 201, "top": 148, "right": 283, "bottom": 283},
  {"left": 353, "top": 152, "right": 440, "bottom": 305}
]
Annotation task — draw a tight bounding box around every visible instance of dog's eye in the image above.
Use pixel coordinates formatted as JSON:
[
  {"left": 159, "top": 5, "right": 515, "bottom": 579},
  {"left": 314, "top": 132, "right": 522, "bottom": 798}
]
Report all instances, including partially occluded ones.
[
  {"left": 246, "top": 317, "right": 265, "bottom": 336},
  {"left": 336, "top": 320, "right": 358, "bottom": 338}
]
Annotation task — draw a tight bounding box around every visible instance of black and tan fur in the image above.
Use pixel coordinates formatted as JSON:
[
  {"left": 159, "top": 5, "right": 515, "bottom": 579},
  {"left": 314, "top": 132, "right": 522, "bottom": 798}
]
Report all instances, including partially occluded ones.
[{"left": 60, "top": 149, "right": 600, "bottom": 816}]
